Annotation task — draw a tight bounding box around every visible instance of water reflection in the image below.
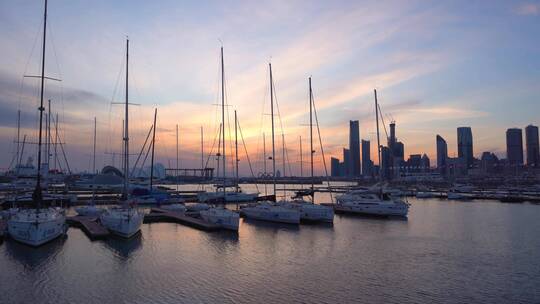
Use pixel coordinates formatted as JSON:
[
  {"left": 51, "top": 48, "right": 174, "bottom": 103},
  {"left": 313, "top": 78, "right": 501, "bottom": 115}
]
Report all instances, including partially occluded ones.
[
  {"left": 241, "top": 218, "right": 301, "bottom": 232},
  {"left": 4, "top": 236, "right": 67, "bottom": 269},
  {"left": 101, "top": 232, "right": 143, "bottom": 260}
]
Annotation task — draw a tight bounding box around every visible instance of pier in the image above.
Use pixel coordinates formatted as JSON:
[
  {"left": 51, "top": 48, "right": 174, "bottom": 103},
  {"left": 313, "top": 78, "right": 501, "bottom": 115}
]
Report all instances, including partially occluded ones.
[
  {"left": 144, "top": 208, "right": 220, "bottom": 231},
  {"left": 66, "top": 216, "right": 110, "bottom": 240}
]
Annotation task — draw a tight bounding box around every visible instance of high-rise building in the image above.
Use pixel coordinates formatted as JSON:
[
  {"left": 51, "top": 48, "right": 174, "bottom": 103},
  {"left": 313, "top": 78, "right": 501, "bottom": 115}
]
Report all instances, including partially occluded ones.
[
  {"left": 525, "top": 125, "right": 539, "bottom": 167},
  {"left": 457, "top": 127, "right": 474, "bottom": 168},
  {"left": 361, "top": 140, "right": 371, "bottom": 176},
  {"left": 343, "top": 148, "right": 350, "bottom": 176},
  {"left": 349, "top": 120, "right": 361, "bottom": 176},
  {"left": 421, "top": 154, "right": 430, "bottom": 171},
  {"left": 380, "top": 146, "right": 391, "bottom": 179},
  {"left": 506, "top": 128, "right": 523, "bottom": 165},
  {"left": 331, "top": 157, "right": 340, "bottom": 177},
  {"left": 436, "top": 135, "right": 448, "bottom": 175}
]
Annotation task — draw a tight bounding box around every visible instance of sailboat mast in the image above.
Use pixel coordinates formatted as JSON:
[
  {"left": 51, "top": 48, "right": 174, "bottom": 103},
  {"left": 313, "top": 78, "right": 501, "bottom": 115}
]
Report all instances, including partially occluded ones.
[
  {"left": 309, "top": 77, "right": 314, "bottom": 199},
  {"left": 176, "top": 124, "right": 179, "bottom": 190},
  {"left": 269, "top": 63, "right": 276, "bottom": 197},
  {"left": 200, "top": 126, "right": 204, "bottom": 170},
  {"left": 34, "top": 0, "right": 48, "bottom": 208},
  {"left": 47, "top": 99, "right": 51, "bottom": 167},
  {"left": 93, "top": 117, "right": 96, "bottom": 174},
  {"left": 221, "top": 47, "right": 226, "bottom": 194},
  {"left": 299, "top": 135, "right": 303, "bottom": 179},
  {"left": 123, "top": 38, "right": 129, "bottom": 199},
  {"left": 374, "top": 89, "right": 381, "bottom": 182},
  {"left": 235, "top": 110, "right": 239, "bottom": 191},
  {"left": 16, "top": 110, "right": 20, "bottom": 170},
  {"left": 263, "top": 132, "right": 267, "bottom": 196},
  {"left": 150, "top": 108, "right": 157, "bottom": 190}
]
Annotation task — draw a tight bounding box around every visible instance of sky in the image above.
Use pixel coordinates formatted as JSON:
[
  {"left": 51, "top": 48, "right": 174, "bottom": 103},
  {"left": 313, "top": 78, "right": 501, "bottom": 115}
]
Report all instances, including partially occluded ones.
[{"left": 0, "top": 0, "right": 539, "bottom": 176}]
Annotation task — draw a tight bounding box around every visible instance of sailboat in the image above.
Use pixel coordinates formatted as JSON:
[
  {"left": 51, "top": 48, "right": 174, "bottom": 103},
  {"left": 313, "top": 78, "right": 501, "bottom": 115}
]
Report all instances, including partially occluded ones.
[
  {"left": 99, "top": 38, "right": 144, "bottom": 238},
  {"left": 199, "top": 47, "right": 240, "bottom": 231},
  {"left": 76, "top": 117, "right": 105, "bottom": 216},
  {"left": 335, "top": 89, "right": 409, "bottom": 217},
  {"left": 7, "top": 0, "right": 67, "bottom": 247},
  {"left": 241, "top": 63, "right": 301, "bottom": 225},
  {"left": 276, "top": 77, "right": 333, "bottom": 223}
]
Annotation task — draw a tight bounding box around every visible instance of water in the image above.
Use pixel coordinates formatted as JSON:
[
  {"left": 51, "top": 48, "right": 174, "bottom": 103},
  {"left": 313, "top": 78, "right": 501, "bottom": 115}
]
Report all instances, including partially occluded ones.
[{"left": 1, "top": 196, "right": 540, "bottom": 303}]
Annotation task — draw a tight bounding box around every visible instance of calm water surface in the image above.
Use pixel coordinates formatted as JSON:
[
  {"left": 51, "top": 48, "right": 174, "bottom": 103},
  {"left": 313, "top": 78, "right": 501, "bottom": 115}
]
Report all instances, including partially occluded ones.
[{"left": 1, "top": 195, "right": 540, "bottom": 304}]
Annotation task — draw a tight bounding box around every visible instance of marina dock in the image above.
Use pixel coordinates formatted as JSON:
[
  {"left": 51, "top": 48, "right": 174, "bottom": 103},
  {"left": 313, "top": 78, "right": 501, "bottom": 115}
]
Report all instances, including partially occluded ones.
[
  {"left": 144, "top": 208, "right": 220, "bottom": 231},
  {"left": 66, "top": 216, "right": 110, "bottom": 240}
]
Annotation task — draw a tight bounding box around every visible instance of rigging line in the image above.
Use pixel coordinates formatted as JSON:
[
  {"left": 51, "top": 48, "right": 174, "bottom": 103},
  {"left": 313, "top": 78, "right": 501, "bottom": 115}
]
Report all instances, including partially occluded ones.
[
  {"left": 138, "top": 135, "right": 153, "bottom": 177},
  {"left": 237, "top": 117, "right": 259, "bottom": 193},
  {"left": 270, "top": 78, "right": 294, "bottom": 176},
  {"left": 378, "top": 103, "right": 389, "bottom": 140},
  {"left": 131, "top": 124, "right": 153, "bottom": 177},
  {"left": 311, "top": 89, "right": 334, "bottom": 203},
  {"left": 50, "top": 115, "right": 71, "bottom": 174}
]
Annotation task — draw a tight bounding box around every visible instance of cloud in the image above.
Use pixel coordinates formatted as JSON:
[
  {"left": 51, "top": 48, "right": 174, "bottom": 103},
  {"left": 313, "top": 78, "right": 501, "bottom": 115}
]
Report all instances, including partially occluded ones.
[{"left": 514, "top": 3, "right": 540, "bottom": 15}]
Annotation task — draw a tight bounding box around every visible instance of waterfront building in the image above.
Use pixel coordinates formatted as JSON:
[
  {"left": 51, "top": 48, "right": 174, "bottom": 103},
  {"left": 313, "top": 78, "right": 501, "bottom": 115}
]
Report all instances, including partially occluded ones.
[
  {"left": 506, "top": 128, "right": 523, "bottom": 165},
  {"left": 343, "top": 148, "right": 350, "bottom": 176},
  {"left": 421, "top": 154, "right": 430, "bottom": 172},
  {"left": 457, "top": 127, "right": 474, "bottom": 168},
  {"left": 331, "top": 157, "right": 340, "bottom": 177},
  {"left": 349, "top": 120, "right": 361, "bottom": 176},
  {"left": 525, "top": 125, "right": 539, "bottom": 167},
  {"left": 361, "top": 139, "right": 371, "bottom": 176},
  {"left": 436, "top": 135, "right": 448, "bottom": 175}
]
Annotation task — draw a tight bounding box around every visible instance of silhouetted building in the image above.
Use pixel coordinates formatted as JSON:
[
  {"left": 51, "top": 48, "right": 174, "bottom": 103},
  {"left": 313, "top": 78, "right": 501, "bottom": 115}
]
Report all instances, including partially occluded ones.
[
  {"left": 381, "top": 146, "right": 391, "bottom": 179},
  {"left": 421, "top": 154, "right": 430, "bottom": 171},
  {"left": 361, "top": 139, "right": 371, "bottom": 176},
  {"left": 349, "top": 120, "right": 361, "bottom": 176},
  {"left": 407, "top": 154, "right": 422, "bottom": 172},
  {"left": 481, "top": 152, "right": 499, "bottom": 174},
  {"left": 343, "top": 148, "right": 350, "bottom": 176},
  {"left": 457, "top": 127, "right": 474, "bottom": 168},
  {"left": 506, "top": 128, "right": 523, "bottom": 165},
  {"left": 331, "top": 157, "right": 340, "bottom": 177},
  {"left": 526, "top": 125, "right": 539, "bottom": 167},
  {"left": 436, "top": 135, "right": 448, "bottom": 175}
]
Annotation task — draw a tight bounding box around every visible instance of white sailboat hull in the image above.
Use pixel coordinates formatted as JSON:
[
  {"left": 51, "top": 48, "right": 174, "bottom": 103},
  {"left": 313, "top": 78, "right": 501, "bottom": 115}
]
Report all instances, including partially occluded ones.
[
  {"left": 7, "top": 208, "right": 66, "bottom": 247},
  {"left": 200, "top": 208, "right": 239, "bottom": 231},
  {"left": 100, "top": 208, "right": 144, "bottom": 238},
  {"left": 242, "top": 203, "right": 301, "bottom": 224}
]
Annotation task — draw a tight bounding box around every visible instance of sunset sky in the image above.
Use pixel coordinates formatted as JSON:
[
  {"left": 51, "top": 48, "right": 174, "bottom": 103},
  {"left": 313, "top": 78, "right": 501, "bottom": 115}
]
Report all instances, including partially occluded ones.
[{"left": 0, "top": 0, "right": 539, "bottom": 175}]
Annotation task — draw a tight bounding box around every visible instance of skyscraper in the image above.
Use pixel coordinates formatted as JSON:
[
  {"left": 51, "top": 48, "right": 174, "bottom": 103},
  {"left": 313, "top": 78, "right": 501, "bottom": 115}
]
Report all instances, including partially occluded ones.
[
  {"left": 331, "top": 157, "right": 340, "bottom": 177},
  {"left": 525, "top": 125, "right": 539, "bottom": 167},
  {"left": 349, "top": 120, "right": 361, "bottom": 176},
  {"left": 343, "top": 148, "right": 350, "bottom": 176},
  {"left": 436, "top": 135, "right": 448, "bottom": 175},
  {"left": 457, "top": 127, "right": 474, "bottom": 168},
  {"left": 506, "top": 128, "right": 523, "bottom": 165},
  {"left": 361, "top": 139, "right": 371, "bottom": 176}
]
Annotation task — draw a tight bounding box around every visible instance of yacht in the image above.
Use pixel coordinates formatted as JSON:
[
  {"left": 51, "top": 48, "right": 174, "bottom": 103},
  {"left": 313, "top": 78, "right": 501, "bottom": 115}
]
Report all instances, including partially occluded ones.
[
  {"left": 241, "top": 202, "right": 301, "bottom": 224},
  {"left": 277, "top": 200, "right": 334, "bottom": 223},
  {"left": 447, "top": 190, "right": 470, "bottom": 200},
  {"left": 200, "top": 207, "right": 240, "bottom": 231},
  {"left": 100, "top": 205, "right": 144, "bottom": 238},
  {"left": 75, "top": 204, "right": 104, "bottom": 217},
  {"left": 185, "top": 203, "right": 210, "bottom": 212},
  {"left": 8, "top": 208, "right": 67, "bottom": 247},
  {"left": 197, "top": 190, "right": 259, "bottom": 203},
  {"left": 336, "top": 190, "right": 409, "bottom": 217},
  {"left": 161, "top": 203, "right": 187, "bottom": 213},
  {"left": 99, "top": 38, "right": 144, "bottom": 239},
  {"left": 6, "top": 0, "right": 68, "bottom": 247}
]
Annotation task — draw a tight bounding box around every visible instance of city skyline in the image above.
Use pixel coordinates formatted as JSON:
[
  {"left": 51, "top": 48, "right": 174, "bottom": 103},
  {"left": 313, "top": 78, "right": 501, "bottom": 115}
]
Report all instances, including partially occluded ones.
[{"left": 1, "top": 0, "right": 539, "bottom": 174}]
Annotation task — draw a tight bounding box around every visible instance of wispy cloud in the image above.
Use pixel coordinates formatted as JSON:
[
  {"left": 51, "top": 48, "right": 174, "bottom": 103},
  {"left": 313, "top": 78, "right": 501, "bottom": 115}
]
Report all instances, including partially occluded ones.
[{"left": 514, "top": 3, "right": 540, "bottom": 15}]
